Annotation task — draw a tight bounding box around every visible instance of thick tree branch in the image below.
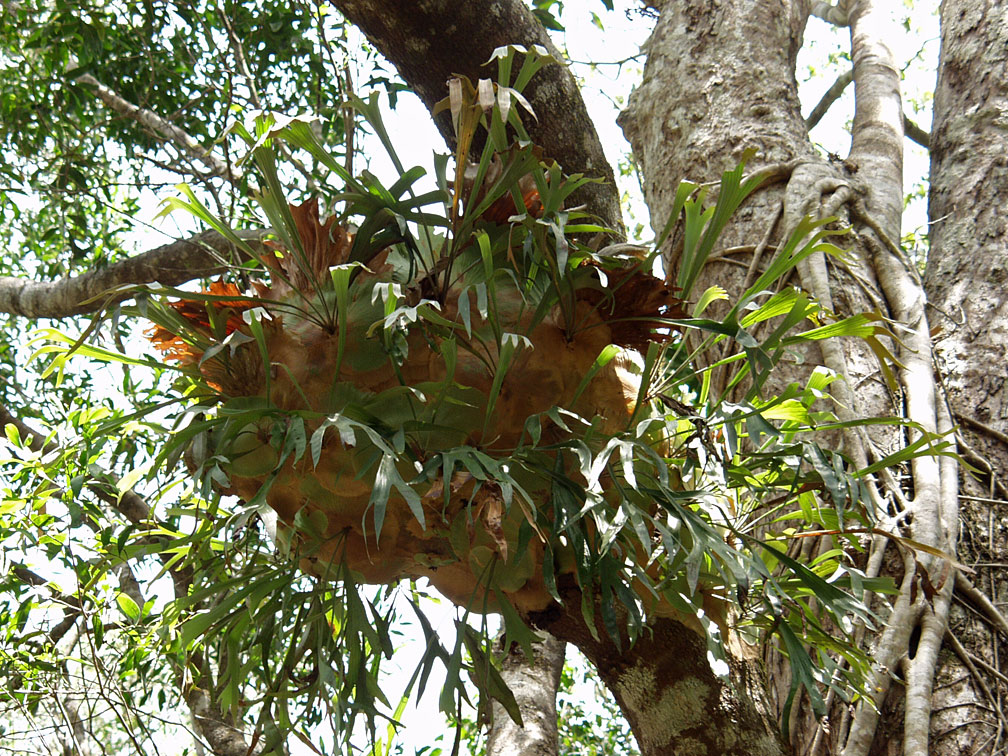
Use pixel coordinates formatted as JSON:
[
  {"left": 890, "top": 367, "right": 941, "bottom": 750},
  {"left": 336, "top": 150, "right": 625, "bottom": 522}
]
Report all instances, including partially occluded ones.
[
  {"left": 331, "top": 0, "right": 624, "bottom": 233},
  {"left": 528, "top": 586, "right": 789, "bottom": 756},
  {"left": 0, "top": 229, "right": 267, "bottom": 319}
]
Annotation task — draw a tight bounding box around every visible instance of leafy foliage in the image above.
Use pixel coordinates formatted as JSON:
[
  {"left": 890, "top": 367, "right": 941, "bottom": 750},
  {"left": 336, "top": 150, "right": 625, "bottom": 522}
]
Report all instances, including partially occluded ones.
[{"left": 0, "top": 45, "right": 953, "bottom": 755}]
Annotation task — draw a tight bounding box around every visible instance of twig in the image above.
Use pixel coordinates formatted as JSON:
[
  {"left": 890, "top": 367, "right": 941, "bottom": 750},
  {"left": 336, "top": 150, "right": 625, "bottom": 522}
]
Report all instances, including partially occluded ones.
[
  {"left": 962, "top": 644, "right": 1008, "bottom": 687},
  {"left": 960, "top": 494, "right": 1008, "bottom": 506},
  {"left": 2, "top": 401, "right": 256, "bottom": 756},
  {"left": 217, "top": 10, "right": 319, "bottom": 192},
  {"left": 956, "top": 439, "right": 1008, "bottom": 501}
]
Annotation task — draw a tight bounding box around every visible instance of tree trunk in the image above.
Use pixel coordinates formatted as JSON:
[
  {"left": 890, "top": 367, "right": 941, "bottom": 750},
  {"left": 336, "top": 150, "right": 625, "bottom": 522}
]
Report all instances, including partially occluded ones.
[
  {"left": 485, "top": 633, "right": 566, "bottom": 756},
  {"left": 529, "top": 589, "right": 789, "bottom": 756},
  {"left": 925, "top": 2, "right": 1008, "bottom": 753},
  {"left": 622, "top": 1, "right": 958, "bottom": 754}
]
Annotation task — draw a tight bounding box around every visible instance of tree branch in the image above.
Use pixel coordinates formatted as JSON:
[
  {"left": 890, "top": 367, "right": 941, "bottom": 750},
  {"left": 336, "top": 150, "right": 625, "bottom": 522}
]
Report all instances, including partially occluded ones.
[
  {"left": 903, "top": 112, "right": 931, "bottom": 149},
  {"left": 75, "top": 74, "right": 242, "bottom": 184},
  {"left": 806, "top": 68, "right": 853, "bottom": 131},
  {"left": 331, "top": 0, "right": 624, "bottom": 233},
  {"left": 0, "top": 229, "right": 267, "bottom": 319},
  {"left": 529, "top": 581, "right": 788, "bottom": 756},
  {"left": 811, "top": 1, "right": 850, "bottom": 26}
]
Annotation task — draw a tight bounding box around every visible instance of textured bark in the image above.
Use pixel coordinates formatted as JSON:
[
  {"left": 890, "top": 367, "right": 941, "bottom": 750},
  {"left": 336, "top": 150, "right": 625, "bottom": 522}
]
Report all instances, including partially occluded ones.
[
  {"left": 529, "top": 590, "right": 789, "bottom": 756},
  {"left": 619, "top": 0, "right": 813, "bottom": 233},
  {"left": 330, "top": 0, "right": 623, "bottom": 232},
  {"left": 0, "top": 230, "right": 266, "bottom": 319},
  {"left": 928, "top": 0, "right": 1008, "bottom": 491},
  {"left": 926, "top": 2, "right": 1008, "bottom": 754},
  {"left": 616, "top": 0, "right": 884, "bottom": 411},
  {"left": 486, "top": 633, "right": 565, "bottom": 756},
  {"left": 621, "top": 1, "right": 959, "bottom": 754},
  {"left": 618, "top": 7, "right": 836, "bottom": 750}
]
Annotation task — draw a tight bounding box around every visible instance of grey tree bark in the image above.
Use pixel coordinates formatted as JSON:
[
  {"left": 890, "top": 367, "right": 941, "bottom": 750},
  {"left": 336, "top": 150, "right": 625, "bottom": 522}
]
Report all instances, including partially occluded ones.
[
  {"left": 0, "top": 230, "right": 266, "bottom": 318},
  {"left": 485, "top": 633, "right": 566, "bottom": 756},
  {"left": 925, "top": 2, "right": 1008, "bottom": 753},
  {"left": 528, "top": 585, "right": 788, "bottom": 756},
  {"left": 619, "top": 1, "right": 961, "bottom": 754}
]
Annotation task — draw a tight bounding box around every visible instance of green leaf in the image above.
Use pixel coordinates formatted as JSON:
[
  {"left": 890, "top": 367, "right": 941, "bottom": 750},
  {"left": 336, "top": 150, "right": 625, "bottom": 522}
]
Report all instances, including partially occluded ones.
[
  {"left": 370, "top": 455, "right": 423, "bottom": 541},
  {"left": 494, "top": 589, "right": 543, "bottom": 659},
  {"left": 116, "top": 592, "right": 141, "bottom": 622},
  {"left": 694, "top": 285, "right": 728, "bottom": 317},
  {"left": 570, "top": 343, "right": 622, "bottom": 407}
]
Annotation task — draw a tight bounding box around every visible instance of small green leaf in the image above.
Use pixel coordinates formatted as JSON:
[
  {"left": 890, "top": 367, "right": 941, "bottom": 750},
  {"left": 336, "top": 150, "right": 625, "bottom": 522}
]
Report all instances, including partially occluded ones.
[{"left": 116, "top": 592, "right": 141, "bottom": 622}]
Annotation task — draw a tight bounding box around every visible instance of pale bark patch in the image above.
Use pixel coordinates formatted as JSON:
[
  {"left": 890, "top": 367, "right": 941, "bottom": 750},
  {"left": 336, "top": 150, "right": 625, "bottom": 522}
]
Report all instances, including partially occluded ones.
[{"left": 614, "top": 661, "right": 710, "bottom": 747}]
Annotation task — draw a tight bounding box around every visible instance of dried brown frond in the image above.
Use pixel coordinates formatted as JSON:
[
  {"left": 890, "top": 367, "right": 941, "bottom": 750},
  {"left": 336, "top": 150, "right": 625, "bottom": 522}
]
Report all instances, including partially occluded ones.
[{"left": 579, "top": 268, "right": 687, "bottom": 352}]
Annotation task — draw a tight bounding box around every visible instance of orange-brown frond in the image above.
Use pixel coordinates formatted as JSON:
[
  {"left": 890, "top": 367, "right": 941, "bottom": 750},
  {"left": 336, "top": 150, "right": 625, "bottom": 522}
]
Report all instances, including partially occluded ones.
[
  {"left": 289, "top": 199, "right": 353, "bottom": 284},
  {"left": 147, "top": 281, "right": 256, "bottom": 364},
  {"left": 257, "top": 200, "right": 353, "bottom": 297},
  {"left": 481, "top": 179, "right": 542, "bottom": 224},
  {"left": 145, "top": 326, "right": 201, "bottom": 364},
  {"left": 166, "top": 281, "right": 252, "bottom": 331},
  {"left": 580, "top": 269, "right": 687, "bottom": 352}
]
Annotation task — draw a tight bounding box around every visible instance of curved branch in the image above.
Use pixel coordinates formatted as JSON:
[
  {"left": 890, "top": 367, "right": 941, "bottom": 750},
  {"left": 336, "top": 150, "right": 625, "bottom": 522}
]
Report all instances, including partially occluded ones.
[
  {"left": 805, "top": 68, "right": 853, "bottom": 131},
  {"left": 331, "top": 0, "right": 624, "bottom": 233},
  {"left": 0, "top": 229, "right": 267, "bottom": 319},
  {"left": 75, "top": 74, "right": 242, "bottom": 184},
  {"left": 529, "top": 582, "right": 788, "bottom": 756}
]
